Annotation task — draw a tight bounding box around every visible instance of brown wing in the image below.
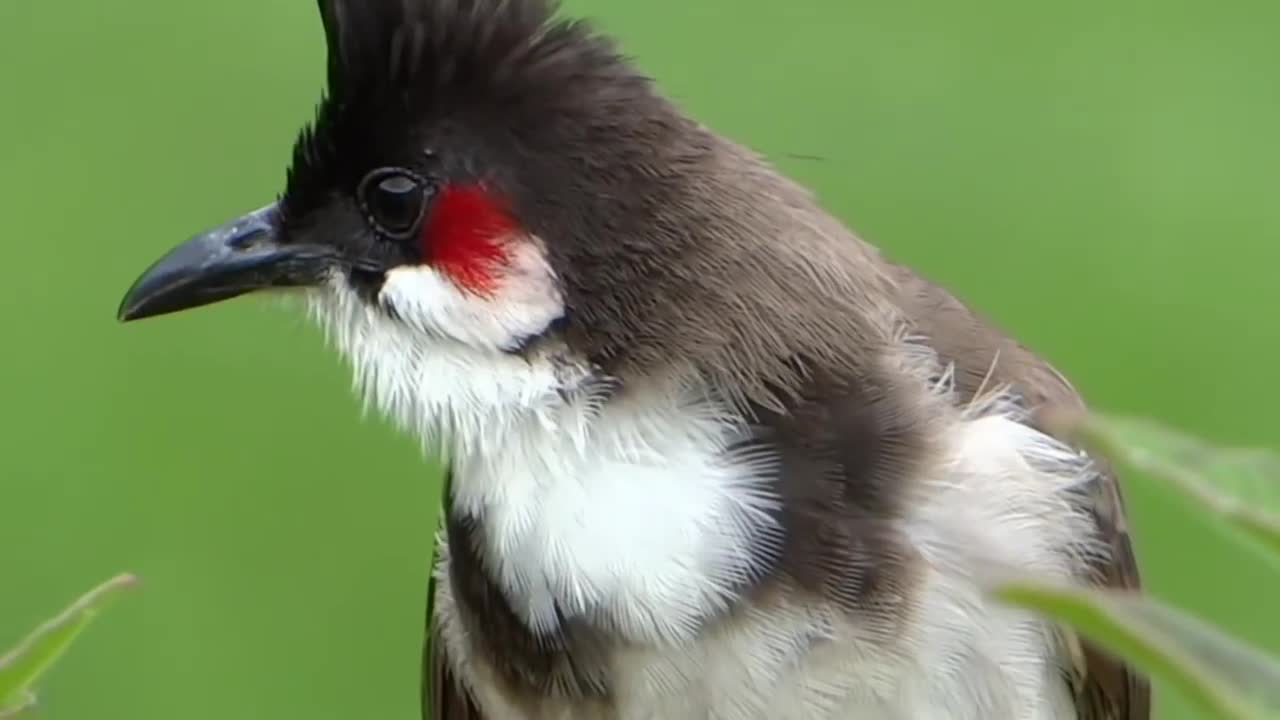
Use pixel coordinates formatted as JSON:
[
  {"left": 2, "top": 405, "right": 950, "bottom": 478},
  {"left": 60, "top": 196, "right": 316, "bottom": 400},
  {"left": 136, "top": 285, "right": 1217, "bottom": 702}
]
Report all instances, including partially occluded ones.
[
  {"left": 423, "top": 615, "right": 486, "bottom": 719},
  {"left": 422, "top": 470, "right": 489, "bottom": 720},
  {"left": 892, "top": 265, "right": 1151, "bottom": 720},
  {"left": 1067, "top": 458, "right": 1152, "bottom": 720}
]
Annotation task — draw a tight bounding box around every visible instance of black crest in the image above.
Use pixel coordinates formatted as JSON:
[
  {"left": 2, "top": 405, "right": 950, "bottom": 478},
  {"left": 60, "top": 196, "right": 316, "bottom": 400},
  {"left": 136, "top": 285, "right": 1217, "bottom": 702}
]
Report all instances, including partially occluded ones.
[
  {"left": 317, "top": 0, "right": 568, "bottom": 104},
  {"left": 281, "top": 0, "right": 648, "bottom": 227}
]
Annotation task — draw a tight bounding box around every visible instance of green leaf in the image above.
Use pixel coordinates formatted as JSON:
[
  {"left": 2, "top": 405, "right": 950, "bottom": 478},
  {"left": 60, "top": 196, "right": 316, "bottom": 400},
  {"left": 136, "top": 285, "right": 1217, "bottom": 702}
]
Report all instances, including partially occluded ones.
[
  {"left": 1058, "top": 411, "right": 1280, "bottom": 561},
  {"left": 0, "top": 691, "right": 34, "bottom": 719},
  {"left": 993, "top": 579, "right": 1280, "bottom": 720},
  {"left": 0, "top": 573, "right": 138, "bottom": 715}
]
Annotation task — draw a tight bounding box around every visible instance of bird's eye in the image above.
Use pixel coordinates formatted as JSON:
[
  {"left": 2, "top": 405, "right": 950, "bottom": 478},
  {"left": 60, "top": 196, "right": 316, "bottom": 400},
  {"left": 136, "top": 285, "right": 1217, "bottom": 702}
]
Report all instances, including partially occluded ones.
[{"left": 358, "top": 167, "right": 433, "bottom": 239}]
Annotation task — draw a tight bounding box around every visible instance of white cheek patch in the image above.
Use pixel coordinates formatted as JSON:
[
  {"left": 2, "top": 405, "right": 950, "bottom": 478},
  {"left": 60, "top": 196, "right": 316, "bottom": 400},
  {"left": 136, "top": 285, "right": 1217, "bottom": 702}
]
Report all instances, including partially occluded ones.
[{"left": 378, "top": 238, "right": 565, "bottom": 352}]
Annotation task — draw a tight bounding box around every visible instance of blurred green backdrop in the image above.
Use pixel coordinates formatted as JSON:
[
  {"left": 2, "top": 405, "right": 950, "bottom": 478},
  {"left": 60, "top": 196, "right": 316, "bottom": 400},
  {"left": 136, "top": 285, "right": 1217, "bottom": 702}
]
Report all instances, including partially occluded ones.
[{"left": 2, "top": 0, "right": 1278, "bottom": 718}]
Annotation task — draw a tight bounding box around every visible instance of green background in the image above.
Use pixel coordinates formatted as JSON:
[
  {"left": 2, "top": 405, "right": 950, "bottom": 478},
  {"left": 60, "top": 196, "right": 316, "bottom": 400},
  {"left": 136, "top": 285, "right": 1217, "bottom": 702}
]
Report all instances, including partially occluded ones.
[{"left": 2, "top": 0, "right": 1277, "bottom": 718}]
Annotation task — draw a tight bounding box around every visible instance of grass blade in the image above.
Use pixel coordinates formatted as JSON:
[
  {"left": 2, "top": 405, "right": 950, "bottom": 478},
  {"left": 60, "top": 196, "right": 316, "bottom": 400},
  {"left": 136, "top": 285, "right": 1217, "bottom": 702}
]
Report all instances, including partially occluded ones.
[
  {"left": 993, "top": 579, "right": 1280, "bottom": 720},
  {"left": 1052, "top": 411, "right": 1280, "bottom": 561},
  {"left": 0, "top": 691, "right": 34, "bottom": 719},
  {"left": 0, "top": 573, "right": 138, "bottom": 714}
]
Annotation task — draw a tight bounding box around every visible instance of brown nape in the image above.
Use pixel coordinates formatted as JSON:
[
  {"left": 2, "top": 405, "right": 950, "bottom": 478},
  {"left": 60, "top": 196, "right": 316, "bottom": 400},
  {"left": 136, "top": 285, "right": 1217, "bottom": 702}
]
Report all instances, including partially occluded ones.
[{"left": 534, "top": 132, "right": 905, "bottom": 414}]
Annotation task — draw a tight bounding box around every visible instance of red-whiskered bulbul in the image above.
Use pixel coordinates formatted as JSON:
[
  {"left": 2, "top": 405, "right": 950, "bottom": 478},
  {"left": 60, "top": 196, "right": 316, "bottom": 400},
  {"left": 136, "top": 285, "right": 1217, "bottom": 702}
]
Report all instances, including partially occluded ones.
[{"left": 117, "top": 1, "right": 1150, "bottom": 718}]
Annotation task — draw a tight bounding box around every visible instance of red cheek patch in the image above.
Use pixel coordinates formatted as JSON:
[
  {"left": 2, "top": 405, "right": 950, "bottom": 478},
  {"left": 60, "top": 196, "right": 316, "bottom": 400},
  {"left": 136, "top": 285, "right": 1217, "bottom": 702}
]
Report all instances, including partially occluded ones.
[{"left": 422, "top": 184, "right": 518, "bottom": 295}]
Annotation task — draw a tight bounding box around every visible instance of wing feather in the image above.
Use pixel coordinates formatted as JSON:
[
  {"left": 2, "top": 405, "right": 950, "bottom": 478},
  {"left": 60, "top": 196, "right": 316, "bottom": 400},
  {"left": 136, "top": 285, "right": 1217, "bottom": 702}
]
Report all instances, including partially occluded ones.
[
  {"left": 422, "top": 469, "right": 489, "bottom": 720},
  {"left": 893, "top": 264, "right": 1151, "bottom": 720}
]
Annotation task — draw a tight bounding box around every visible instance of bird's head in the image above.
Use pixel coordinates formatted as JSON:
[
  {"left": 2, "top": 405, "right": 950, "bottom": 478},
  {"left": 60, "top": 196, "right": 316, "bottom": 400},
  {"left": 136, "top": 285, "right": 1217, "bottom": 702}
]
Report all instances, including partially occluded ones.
[{"left": 119, "top": 0, "right": 888, "bottom": 443}]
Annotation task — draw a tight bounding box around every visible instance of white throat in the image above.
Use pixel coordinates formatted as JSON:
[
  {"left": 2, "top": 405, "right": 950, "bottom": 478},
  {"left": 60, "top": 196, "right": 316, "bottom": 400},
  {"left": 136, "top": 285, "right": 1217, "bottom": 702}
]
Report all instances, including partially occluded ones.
[{"left": 307, "top": 274, "right": 783, "bottom": 643}]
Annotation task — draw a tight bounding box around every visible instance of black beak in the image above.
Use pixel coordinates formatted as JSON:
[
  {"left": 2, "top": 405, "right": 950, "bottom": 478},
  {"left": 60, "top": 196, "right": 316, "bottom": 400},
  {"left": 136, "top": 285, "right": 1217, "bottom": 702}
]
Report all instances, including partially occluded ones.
[{"left": 117, "top": 203, "right": 337, "bottom": 322}]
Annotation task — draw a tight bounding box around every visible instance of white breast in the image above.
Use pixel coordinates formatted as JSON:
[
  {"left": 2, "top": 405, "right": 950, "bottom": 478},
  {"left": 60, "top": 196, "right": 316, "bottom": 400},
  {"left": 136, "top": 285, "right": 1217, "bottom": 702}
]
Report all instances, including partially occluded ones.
[{"left": 449, "top": 388, "right": 784, "bottom": 643}]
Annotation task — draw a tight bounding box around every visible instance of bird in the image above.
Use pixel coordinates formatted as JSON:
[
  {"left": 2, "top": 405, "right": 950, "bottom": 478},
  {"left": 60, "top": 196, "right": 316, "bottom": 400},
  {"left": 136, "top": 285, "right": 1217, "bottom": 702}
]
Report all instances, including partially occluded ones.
[{"left": 116, "top": 1, "right": 1150, "bottom": 718}]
